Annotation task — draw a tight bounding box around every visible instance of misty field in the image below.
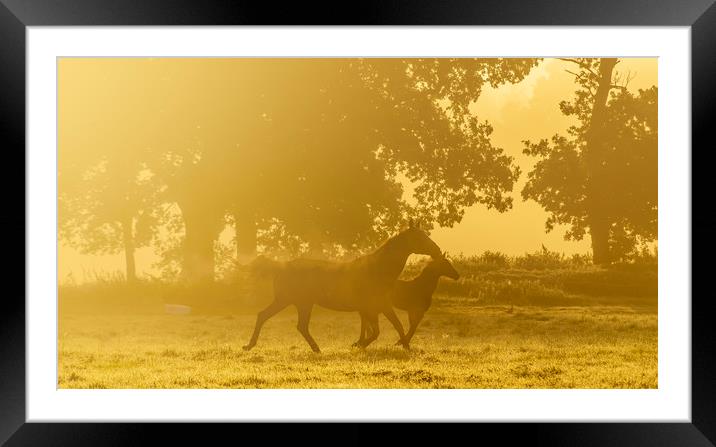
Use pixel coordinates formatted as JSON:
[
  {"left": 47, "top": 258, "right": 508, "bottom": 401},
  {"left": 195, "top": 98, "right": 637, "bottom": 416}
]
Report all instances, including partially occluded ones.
[
  {"left": 58, "top": 294, "right": 657, "bottom": 389},
  {"left": 57, "top": 57, "right": 659, "bottom": 389}
]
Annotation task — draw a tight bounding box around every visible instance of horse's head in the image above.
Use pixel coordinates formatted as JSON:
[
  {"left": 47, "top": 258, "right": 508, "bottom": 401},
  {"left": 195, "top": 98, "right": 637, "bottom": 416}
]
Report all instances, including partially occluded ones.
[
  {"left": 397, "top": 219, "right": 443, "bottom": 259},
  {"left": 432, "top": 252, "right": 460, "bottom": 280}
]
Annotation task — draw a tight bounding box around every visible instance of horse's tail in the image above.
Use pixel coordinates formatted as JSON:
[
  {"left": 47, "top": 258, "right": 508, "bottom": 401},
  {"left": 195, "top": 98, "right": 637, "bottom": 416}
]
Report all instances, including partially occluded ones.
[{"left": 248, "top": 255, "right": 284, "bottom": 278}]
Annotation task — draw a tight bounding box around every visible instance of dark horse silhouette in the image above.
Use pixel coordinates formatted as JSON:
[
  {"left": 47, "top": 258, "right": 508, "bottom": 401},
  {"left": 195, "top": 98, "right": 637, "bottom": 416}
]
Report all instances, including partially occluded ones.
[
  {"left": 355, "top": 254, "right": 460, "bottom": 347},
  {"left": 242, "top": 221, "right": 443, "bottom": 353}
]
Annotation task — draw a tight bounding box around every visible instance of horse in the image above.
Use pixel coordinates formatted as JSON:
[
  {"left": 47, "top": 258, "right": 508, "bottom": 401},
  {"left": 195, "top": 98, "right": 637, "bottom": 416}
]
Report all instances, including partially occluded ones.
[
  {"left": 242, "top": 220, "right": 443, "bottom": 353},
  {"left": 355, "top": 254, "right": 460, "bottom": 347}
]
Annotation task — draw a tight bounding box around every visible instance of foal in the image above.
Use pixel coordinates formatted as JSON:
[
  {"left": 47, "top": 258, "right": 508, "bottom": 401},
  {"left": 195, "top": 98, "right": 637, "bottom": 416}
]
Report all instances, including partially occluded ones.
[{"left": 356, "top": 255, "right": 460, "bottom": 347}]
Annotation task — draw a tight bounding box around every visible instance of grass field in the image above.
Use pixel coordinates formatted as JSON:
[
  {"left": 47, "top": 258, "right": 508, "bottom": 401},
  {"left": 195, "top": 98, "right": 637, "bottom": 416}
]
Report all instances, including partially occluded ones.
[{"left": 58, "top": 294, "right": 657, "bottom": 389}]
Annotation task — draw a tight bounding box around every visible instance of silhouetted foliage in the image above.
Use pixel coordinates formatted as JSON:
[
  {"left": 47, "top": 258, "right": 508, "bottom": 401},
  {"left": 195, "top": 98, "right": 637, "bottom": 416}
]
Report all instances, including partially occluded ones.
[
  {"left": 59, "top": 155, "right": 165, "bottom": 282},
  {"left": 59, "top": 58, "right": 540, "bottom": 282},
  {"left": 521, "top": 58, "right": 657, "bottom": 264}
]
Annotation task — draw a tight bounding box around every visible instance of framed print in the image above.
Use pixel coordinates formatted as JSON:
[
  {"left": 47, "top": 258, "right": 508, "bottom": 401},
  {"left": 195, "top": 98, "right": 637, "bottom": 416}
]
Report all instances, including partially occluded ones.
[{"left": 4, "top": 0, "right": 714, "bottom": 445}]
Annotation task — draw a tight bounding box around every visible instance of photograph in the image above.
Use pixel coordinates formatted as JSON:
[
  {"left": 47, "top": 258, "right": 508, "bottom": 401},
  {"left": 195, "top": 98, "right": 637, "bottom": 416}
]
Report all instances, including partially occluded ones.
[{"left": 57, "top": 56, "right": 658, "bottom": 390}]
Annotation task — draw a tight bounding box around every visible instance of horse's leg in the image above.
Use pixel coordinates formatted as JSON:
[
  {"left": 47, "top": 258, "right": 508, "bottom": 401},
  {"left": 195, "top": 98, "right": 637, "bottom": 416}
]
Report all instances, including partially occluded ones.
[
  {"left": 405, "top": 310, "right": 425, "bottom": 345},
  {"left": 383, "top": 307, "right": 409, "bottom": 349},
  {"left": 296, "top": 304, "right": 321, "bottom": 353},
  {"left": 242, "top": 300, "right": 288, "bottom": 351},
  {"left": 352, "top": 312, "right": 368, "bottom": 348},
  {"left": 359, "top": 313, "right": 380, "bottom": 348}
]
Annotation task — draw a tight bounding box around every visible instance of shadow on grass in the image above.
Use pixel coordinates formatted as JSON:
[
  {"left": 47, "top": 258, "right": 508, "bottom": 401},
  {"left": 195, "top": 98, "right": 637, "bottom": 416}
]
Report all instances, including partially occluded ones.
[{"left": 285, "top": 346, "right": 417, "bottom": 363}]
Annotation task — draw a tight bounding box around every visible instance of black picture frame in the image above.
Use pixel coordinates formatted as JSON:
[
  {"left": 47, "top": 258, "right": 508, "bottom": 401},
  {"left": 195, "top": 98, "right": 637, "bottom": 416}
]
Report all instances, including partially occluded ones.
[{"left": 2, "top": 0, "right": 712, "bottom": 445}]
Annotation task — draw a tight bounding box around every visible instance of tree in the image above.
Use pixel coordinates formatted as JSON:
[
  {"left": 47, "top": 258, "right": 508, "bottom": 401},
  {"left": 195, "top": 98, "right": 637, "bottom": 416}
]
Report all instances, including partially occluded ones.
[
  {"left": 59, "top": 58, "right": 540, "bottom": 282},
  {"left": 58, "top": 59, "right": 174, "bottom": 282},
  {"left": 521, "top": 58, "right": 657, "bottom": 264},
  {"left": 224, "top": 58, "right": 538, "bottom": 261},
  {"left": 58, "top": 157, "right": 164, "bottom": 282}
]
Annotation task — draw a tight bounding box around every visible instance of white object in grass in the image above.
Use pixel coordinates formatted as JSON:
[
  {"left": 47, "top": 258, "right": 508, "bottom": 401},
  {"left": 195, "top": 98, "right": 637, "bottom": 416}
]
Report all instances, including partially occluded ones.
[{"left": 165, "top": 304, "right": 192, "bottom": 315}]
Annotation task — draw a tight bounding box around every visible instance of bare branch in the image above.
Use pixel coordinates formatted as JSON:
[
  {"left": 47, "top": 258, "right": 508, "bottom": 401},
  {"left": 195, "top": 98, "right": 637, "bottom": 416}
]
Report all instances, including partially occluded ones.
[
  {"left": 610, "top": 68, "right": 637, "bottom": 92},
  {"left": 559, "top": 58, "right": 601, "bottom": 81},
  {"left": 557, "top": 58, "right": 583, "bottom": 66},
  {"left": 624, "top": 70, "right": 636, "bottom": 90}
]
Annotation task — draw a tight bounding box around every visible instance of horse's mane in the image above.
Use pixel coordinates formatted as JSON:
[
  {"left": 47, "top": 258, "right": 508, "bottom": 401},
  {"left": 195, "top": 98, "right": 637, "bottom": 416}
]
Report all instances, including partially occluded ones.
[
  {"left": 248, "top": 255, "right": 285, "bottom": 277},
  {"left": 349, "top": 230, "right": 406, "bottom": 265},
  {"left": 249, "top": 230, "right": 410, "bottom": 274}
]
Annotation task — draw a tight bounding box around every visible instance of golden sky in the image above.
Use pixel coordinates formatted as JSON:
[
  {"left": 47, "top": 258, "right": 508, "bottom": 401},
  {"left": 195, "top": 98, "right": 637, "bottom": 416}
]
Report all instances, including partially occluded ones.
[{"left": 58, "top": 58, "right": 657, "bottom": 282}]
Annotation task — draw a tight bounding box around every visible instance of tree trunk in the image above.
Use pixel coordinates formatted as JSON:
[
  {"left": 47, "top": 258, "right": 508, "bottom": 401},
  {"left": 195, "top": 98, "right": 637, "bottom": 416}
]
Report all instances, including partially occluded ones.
[
  {"left": 178, "top": 201, "right": 221, "bottom": 284},
  {"left": 234, "top": 209, "right": 257, "bottom": 264},
  {"left": 590, "top": 216, "right": 612, "bottom": 265},
  {"left": 121, "top": 216, "right": 137, "bottom": 283},
  {"left": 584, "top": 58, "right": 619, "bottom": 265}
]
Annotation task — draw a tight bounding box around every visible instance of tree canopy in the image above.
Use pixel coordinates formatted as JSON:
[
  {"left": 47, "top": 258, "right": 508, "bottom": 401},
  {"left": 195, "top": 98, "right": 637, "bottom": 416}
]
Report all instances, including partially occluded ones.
[{"left": 59, "top": 57, "right": 540, "bottom": 281}]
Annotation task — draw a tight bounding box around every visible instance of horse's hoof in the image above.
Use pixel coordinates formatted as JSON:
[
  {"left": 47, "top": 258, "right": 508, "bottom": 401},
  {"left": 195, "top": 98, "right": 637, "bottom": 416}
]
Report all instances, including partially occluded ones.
[
  {"left": 395, "top": 339, "right": 410, "bottom": 349},
  {"left": 242, "top": 345, "right": 253, "bottom": 351}
]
